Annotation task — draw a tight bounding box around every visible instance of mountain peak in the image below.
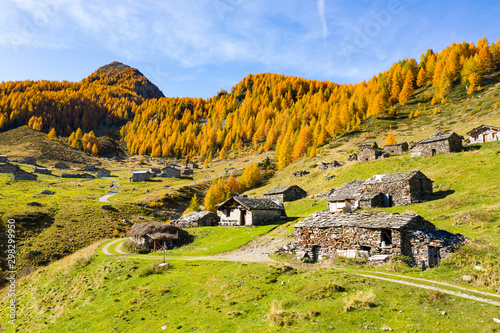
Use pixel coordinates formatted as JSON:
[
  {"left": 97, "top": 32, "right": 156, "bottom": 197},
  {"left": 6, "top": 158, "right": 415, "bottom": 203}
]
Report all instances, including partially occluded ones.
[{"left": 83, "top": 61, "right": 164, "bottom": 99}]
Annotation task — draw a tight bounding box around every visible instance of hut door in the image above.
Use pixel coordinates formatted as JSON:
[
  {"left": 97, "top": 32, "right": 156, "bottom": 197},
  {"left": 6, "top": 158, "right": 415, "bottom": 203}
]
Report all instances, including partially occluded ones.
[
  {"left": 428, "top": 246, "right": 440, "bottom": 267},
  {"left": 312, "top": 245, "right": 322, "bottom": 262},
  {"left": 431, "top": 149, "right": 437, "bottom": 156},
  {"left": 240, "top": 210, "right": 246, "bottom": 226},
  {"left": 483, "top": 134, "right": 489, "bottom": 142},
  {"left": 382, "top": 194, "right": 391, "bottom": 207}
]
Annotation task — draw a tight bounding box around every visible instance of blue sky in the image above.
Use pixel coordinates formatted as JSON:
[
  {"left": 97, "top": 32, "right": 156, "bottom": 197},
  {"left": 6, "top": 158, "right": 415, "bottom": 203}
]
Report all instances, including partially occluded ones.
[{"left": 0, "top": 0, "right": 499, "bottom": 98}]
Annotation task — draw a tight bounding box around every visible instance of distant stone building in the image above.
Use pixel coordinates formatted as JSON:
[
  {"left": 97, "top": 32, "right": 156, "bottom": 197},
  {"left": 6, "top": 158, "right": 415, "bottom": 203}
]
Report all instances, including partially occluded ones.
[
  {"left": 357, "top": 142, "right": 386, "bottom": 162},
  {"left": 410, "top": 132, "right": 463, "bottom": 157},
  {"left": 84, "top": 164, "right": 96, "bottom": 171},
  {"left": 61, "top": 173, "right": 96, "bottom": 179},
  {"left": 294, "top": 211, "right": 466, "bottom": 267},
  {"left": 182, "top": 168, "right": 194, "bottom": 176},
  {"left": 0, "top": 163, "right": 22, "bottom": 174},
  {"left": 161, "top": 164, "right": 181, "bottom": 178},
  {"left": 466, "top": 125, "right": 500, "bottom": 144},
  {"left": 172, "top": 211, "right": 219, "bottom": 228},
  {"left": 186, "top": 162, "right": 199, "bottom": 169},
  {"left": 328, "top": 170, "right": 433, "bottom": 211},
  {"left": 148, "top": 168, "right": 161, "bottom": 176},
  {"left": 12, "top": 172, "right": 38, "bottom": 181},
  {"left": 22, "top": 157, "right": 36, "bottom": 165},
  {"left": 383, "top": 142, "right": 409, "bottom": 155},
  {"left": 33, "top": 167, "right": 52, "bottom": 175},
  {"left": 0, "top": 155, "right": 7, "bottom": 163},
  {"left": 129, "top": 171, "right": 153, "bottom": 182},
  {"left": 97, "top": 169, "right": 111, "bottom": 178},
  {"left": 54, "top": 162, "right": 69, "bottom": 169},
  {"left": 216, "top": 196, "right": 286, "bottom": 226},
  {"left": 264, "top": 185, "right": 307, "bottom": 202}
]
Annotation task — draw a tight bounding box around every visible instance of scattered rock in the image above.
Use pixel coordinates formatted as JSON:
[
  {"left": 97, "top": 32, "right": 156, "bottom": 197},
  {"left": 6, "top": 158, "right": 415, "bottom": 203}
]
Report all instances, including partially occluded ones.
[
  {"left": 326, "top": 175, "right": 335, "bottom": 181},
  {"left": 347, "top": 153, "right": 357, "bottom": 162},
  {"left": 39, "top": 189, "right": 55, "bottom": 195},
  {"left": 474, "top": 265, "right": 484, "bottom": 271},
  {"left": 462, "top": 275, "right": 475, "bottom": 282},
  {"left": 27, "top": 201, "right": 42, "bottom": 207},
  {"left": 101, "top": 205, "right": 113, "bottom": 210},
  {"left": 493, "top": 318, "right": 500, "bottom": 324},
  {"left": 161, "top": 326, "right": 167, "bottom": 330},
  {"left": 139, "top": 216, "right": 144, "bottom": 220},
  {"left": 380, "top": 325, "right": 392, "bottom": 331},
  {"left": 292, "top": 170, "right": 309, "bottom": 179},
  {"left": 122, "top": 219, "right": 132, "bottom": 225},
  {"left": 441, "top": 311, "right": 447, "bottom": 316}
]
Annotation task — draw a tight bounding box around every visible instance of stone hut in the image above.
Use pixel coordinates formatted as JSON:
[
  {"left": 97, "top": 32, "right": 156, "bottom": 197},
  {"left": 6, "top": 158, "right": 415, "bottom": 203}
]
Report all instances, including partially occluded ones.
[
  {"left": 22, "top": 157, "right": 36, "bottom": 165},
  {"left": 33, "top": 167, "right": 52, "bottom": 175},
  {"left": 12, "top": 172, "right": 38, "bottom": 181},
  {"left": 294, "top": 211, "right": 465, "bottom": 267},
  {"left": 84, "top": 164, "right": 96, "bottom": 171},
  {"left": 161, "top": 164, "right": 181, "bottom": 178},
  {"left": 127, "top": 222, "right": 191, "bottom": 251},
  {"left": 383, "top": 142, "right": 409, "bottom": 155},
  {"left": 264, "top": 185, "right": 307, "bottom": 202},
  {"left": 0, "top": 163, "right": 22, "bottom": 174},
  {"left": 148, "top": 168, "right": 161, "bottom": 176},
  {"left": 54, "top": 162, "right": 69, "bottom": 169},
  {"left": 182, "top": 168, "right": 194, "bottom": 176},
  {"left": 97, "top": 169, "right": 111, "bottom": 178},
  {"left": 0, "top": 155, "right": 7, "bottom": 163},
  {"left": 172, "top": 211, "right": 219, "bottom": 228},
  {"left": 216, "top": 196, "right": 286, "bottom": 226},
  {"left": 328, "top": 170, "right": 433, "bottom": 211},
  {"left": 186, "top": 162, "right": 199, "bottom": 169},
  {"left": 410, "top": 131, "right": 463, "bottom": 157},
  {"left": 129, "top": 170, "right": 153, "bottom": 182},
  {"left": 61, "top": 173, "right": 96, "bottom": 179},
  {"left": 466, "top": 125, "right": 500, "bottom": 144},
  {"left": 357, "top": 142, "right": 385, "bottom": 162}
]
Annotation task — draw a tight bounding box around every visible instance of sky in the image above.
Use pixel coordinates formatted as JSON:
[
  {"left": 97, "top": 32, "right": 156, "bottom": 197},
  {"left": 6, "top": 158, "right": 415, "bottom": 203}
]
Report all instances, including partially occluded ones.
[{"left": 0, "top": 0, "right": 499, "bottom": 98}]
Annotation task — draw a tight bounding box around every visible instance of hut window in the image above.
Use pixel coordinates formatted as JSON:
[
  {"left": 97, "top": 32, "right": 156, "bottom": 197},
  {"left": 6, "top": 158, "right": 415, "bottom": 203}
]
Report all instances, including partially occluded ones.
[
  {"left": 381, "top": 230, "right": 392, "bottom": 246},
  {"left": 226, "top": 209, "right": 231, "bottom": 216}
]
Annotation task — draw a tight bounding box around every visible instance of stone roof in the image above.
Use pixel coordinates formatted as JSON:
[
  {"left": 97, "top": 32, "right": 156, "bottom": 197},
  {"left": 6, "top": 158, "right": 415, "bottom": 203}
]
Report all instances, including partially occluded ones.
[
  {"left": 163, "top": 164, "right": 181, "bottom": 170},
  {"left": 466, "top": 124, "right": 500, "bottom": 135},
  {"left": 358, "top": 142, "right": 378, "bottom": 149},
  {"left": 175, "top": 211, "right": 217, "bottom": 223},
  {"left": 264, "top": 185, "right": 301, "bottom": 195},
  {"left": 328, "top": 180, "right": 365, "bottom": 201},
  {"left": 295, "top": 211, "right": 421, "bottom": 230},
  {"left": 217, "top": 196, "right": 284, "bottom": 211},
  {"left": 418, "top": 132, "right": 460, "bottom": 144},
  {"left": 133, "top": 170, "right": 151, "bottom": 174},
  {"left": 412, "top": 229, "right": 466, "bottom": 247},
  {"left": 364, "top": 170, "right": 428, "bottom": 184}
]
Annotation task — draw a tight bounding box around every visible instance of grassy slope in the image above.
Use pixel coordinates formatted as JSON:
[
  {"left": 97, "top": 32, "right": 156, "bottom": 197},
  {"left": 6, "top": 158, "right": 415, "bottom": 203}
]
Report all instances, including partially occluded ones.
[{"left": 2, "top": 243, "right": 500, "bottom": 333}]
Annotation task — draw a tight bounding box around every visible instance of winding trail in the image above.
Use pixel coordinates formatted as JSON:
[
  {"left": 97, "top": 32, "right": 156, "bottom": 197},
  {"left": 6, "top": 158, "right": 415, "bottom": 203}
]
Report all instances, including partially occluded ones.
[
  {"left": 97, "top": 179, "right": 120, "bottom": 203},
  {"left": 101, "top": 238, "right": 500, "bottom": 307}
]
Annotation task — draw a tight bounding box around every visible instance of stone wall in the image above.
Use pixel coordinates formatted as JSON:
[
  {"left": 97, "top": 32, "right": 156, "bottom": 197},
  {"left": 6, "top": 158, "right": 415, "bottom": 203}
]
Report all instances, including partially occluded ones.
[
  {"left": 248, "top": 209, "right": 283, "bottom": 225},
  {"left": 264, "top": 193, "right": 284, "bottom": 202},
  {"left": 294, "top": 225, "right": 403, "bottom": 260},
  {"left": 357, "top": 148, "right": 381, "bottom": 162},
  {"left": 361, "top": 178, "right": 432, "bottom": 207},
  {"left": 411, "top": 137, "right": 462, "bottom": 157},
  {"left": 264, "top": 187, "right": 307, "bottom": 202},
  {"left": 217, "top": 207, "right": 243, "bottom": 226},
  {"left": 468, "top": 127, "right": 500, "bottom": 144},
  {"left": 383, "top": 142, "right": 408, "bottom": 155},
  {"left": 162, "top": 168, "right": 181, "bottom": 178}
]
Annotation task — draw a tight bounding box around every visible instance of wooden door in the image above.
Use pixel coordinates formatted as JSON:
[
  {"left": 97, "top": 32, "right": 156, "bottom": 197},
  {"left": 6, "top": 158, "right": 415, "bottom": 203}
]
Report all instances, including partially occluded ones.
[
  {"left": 428, "top": 246, "right": 440, "bottom": 267},
  {"left": 483, "top": 134, "right": 489, "bottom": 142}
]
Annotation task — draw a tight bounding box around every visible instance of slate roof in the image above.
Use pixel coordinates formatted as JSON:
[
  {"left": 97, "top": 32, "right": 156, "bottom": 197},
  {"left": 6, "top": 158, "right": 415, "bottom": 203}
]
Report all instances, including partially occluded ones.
[
  {"left": 411, "top": 229, "right": 466, "bottom": 247},
  {"left": 264, "top": 185, "right": 302, "bottom": 195},
  {"left": 133, "top": 170, "right": 151, "bottom": 174},
  {"left": 328, "top": 180, "right": 365, "bottom": 201},
  {"left": 417, "top": 132, "right": 460, "bottom": 144},
  {"left": 466, "top": 124, "right": 500, "bottom": 135},
  {"left": 295, "top": 211, "right": 421, "bottom": 230},
  {"left": 364, "top": 170, "right": 428, "bottom": 184},
  {"left": 358, "top": 142, "right": 379, "bottom": 149},
  {"left": 175, "top": 211, "right": 217, "bottom": 223},
  {"left": 217, "top": 196, "right": 285, "bottom": 211},
  {"left": 163, "top": 164, "right": 181, "bottom": 170}
]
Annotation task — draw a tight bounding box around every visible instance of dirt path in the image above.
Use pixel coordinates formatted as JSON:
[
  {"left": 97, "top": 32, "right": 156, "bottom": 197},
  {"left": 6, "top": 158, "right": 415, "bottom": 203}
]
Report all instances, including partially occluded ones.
[{"left": 98, "top": 179, "right": 120, "bottom": 202}]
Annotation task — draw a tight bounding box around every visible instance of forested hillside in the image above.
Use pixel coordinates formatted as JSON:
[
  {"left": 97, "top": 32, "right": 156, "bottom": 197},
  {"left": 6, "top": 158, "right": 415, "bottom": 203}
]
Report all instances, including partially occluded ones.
[{"left": 1, "top": 38, "right": 499, "bottom": 162}]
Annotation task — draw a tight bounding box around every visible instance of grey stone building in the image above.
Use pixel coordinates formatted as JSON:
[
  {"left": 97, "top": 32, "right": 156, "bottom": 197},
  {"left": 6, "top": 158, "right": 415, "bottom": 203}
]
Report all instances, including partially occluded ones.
[
  {"left": 0, "top": 155, "right": 7, "bottom": 163},
  {"left": 410, "top": 132, "right": 463, "bottom": 157},
  {"left": 294, "top": 211, "right": 465, "bottom": 267},
  {"left": 328, "top": 170, "right": 433, "bottom": 211},
  {"left": 216, "top": 196, "right": 286, "bottom": 226},
  {"left": 148, "top": 168, "right": 161, "bottom": 176},
  {"left": 186, "top": 162, "right": 199, "bottom": 169},
  {"left": 97, "top": 169, "right": 111, "bottom": 178},
  {"left": 61, "top": 173, "right": 96, "bottom": 179},
  {"left": 22, "top": 157, "right": 36, "bottom": 165},
  {"left": 85, "top": 164, "right": 96, "bottom": 171},
  {"left": 466, "top": 124, "right": 500, "bottom": 144},
  {"left": 12, "top": 172, "right": 38, "bottom": 181},
  {"left": 54, "top": 162, "right": 69, "bottom": 169},
  {"left": 357, "top": 142, "right": 386, "bottom": 162},
  {"left": 264, "top": 185, "right": 307, "bottom": 202},
  {"left": 383, "top": 142, "right": 409, "bottom": 155},
  {"left": 0, "top": 163, "right": 21, "bottom": 174},
  {"left": 172, "top": 211, "right": 219, "bottom": 228},
  {"left": 161, "top": 164, "right": 181, "bottom": 178},
  {"left": 129, "top": 170, "right": 153, "bottom": 182},
  {"left": 33, "top": 167, "right": 52, "bottom": 175}
]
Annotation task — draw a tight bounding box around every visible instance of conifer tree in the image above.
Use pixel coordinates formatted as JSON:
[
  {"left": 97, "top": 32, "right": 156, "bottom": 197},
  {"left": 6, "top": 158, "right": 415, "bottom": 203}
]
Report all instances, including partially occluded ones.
[
  {"left": 416, "top": 67, "right": 428, "bottom": 87},
  {"left": 47, "top": 127, "right": 57, "bottom": 140},
  {"left": 398, "top": 70, "right": 415, "bottom": 105}
]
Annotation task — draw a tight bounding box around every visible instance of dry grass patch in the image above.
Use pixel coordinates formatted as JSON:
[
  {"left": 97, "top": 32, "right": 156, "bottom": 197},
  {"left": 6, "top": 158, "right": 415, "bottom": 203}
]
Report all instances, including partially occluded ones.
[{"left": 343, "top": 289, "right": 376, "bottom": 311}]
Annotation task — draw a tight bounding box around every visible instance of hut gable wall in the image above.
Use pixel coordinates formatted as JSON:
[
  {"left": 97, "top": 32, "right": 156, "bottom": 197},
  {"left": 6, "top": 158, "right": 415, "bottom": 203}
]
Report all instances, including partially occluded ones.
[
  {"left": 467, "top": 125, "right": 500, "bottom": 144},
  {"left": 249, "top": 209, "right": 282, "bottom": 225}
]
